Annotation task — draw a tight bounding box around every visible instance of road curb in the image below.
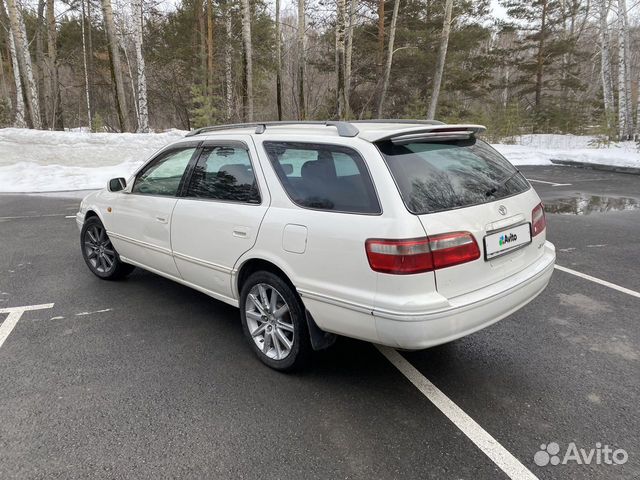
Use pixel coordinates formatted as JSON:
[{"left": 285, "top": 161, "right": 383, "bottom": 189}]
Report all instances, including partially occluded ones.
[{"left": 550, "top": 159, "right": 640, "bottom": 175}]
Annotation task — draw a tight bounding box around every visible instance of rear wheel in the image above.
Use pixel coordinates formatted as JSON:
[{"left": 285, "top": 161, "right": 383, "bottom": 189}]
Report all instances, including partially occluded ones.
[
  {"left": 240, "top": 271, "right": 311, "bottom": 371},
  {"left": 81, "top": 216, "right": 134, "bottom": 280}
]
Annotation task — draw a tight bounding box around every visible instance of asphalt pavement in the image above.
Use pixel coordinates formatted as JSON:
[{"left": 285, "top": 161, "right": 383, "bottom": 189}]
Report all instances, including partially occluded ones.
[{"left": 0, "top": 165, "right": 638, "bottom": 480}]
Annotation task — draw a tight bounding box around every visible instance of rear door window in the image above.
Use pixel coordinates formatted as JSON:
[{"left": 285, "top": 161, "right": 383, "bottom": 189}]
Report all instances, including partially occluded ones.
[
  {"left": 377, "top": 138, "right": 530, "bottom": 214},
  {"left": 263, "top": 142, "right": 381, "bottom": 214}
]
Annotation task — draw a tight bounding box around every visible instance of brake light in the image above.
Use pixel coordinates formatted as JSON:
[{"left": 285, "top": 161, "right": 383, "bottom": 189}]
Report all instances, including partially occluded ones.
[
  {"left": 532, "top": 203, "right": 546, "bottom": 236},
  {"left": 365, "top": 232, "right": 480, "bottom": 274}
]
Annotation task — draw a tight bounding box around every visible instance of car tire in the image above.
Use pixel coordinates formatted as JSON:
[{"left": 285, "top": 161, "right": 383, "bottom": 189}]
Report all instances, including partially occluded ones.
[
  {"left": 81, "top": 216, "right": 135, "bottom": 280},
  {"left": 240, "top": 271, "right": 311, "bottom": 371}
]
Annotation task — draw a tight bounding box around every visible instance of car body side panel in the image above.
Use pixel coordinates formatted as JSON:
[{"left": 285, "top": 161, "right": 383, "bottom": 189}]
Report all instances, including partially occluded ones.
[{"left": 246, "top": 136, "right": 433, "bottom": 338}]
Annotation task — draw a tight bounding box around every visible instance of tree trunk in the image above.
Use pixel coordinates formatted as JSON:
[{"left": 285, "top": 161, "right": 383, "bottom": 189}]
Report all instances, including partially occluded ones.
[
  {"left": 195, "top": 0, "right": 205, "bottom": 82},
  {"left": 7, "top": 31, "right": 26, "bottom": 127},
  {"left": 6, "top": 0, "right": 42, "bottom": 128},
  {"left": 426, "top": 0, "right": 453, "bottom": 120},
  {"left": 132, "top": 0, "right": 149, "bottom": 132},
  {"left": 275, "top": 0, "right": 283, "bottom": 120},
  {"left": 345, "top": 0, "right": 356, "bottom": 109},
  {"left": 86, "top": 0, "right": 94, "bottom": 119},
  {"left": 617, "top": 0, "right": 632, "bottom": 139},
  {"left": 207, "top": 0, "right": 214, "bottom": 95},
  {"left": 377, "top": 0, "right": 385, "bottom": 69},
  {"left": 101, "top": 0, "right": 132, "bottom": 132},
  {"left": 0, "top": 0, "right": 13, "bottom": 113},
  {"left": 297, "top": 0, "right": 306, "bottom": 120},
  {"left": 121, "top": 37, "right": 138, "bottom": 125},
  {"left": 240, "top": 0, "right": 253, "bottom": 122},
  {"left": 224, "top": 3, "right": 233, "bottom": 121},
  {"left": 377, "top": 0, "right": 400, "bottom": 118},
  {"left": 46, "top": 0, "right": 62, "bottom": 129},
  {"left": 80, "top": 0, "right": 92, "bottom": 128},
  {"left": 598, "top": 0, "right": 614, "bottom": 130},
  {"left": 534, "top": 0, "right": 548, "bottom": 114},
  {"left": 336, "top": 0, "right": 347, "bottom": 118},
  {"left": 36, "top": 0, "right": 47, "bottom": 128},
  {"left": 0, "top": 45, "right": 10, "bottom": 109}
]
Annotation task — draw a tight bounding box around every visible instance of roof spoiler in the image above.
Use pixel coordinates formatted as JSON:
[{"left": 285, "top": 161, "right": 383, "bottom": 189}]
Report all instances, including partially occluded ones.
[{"left": 375, "top": 125, "right": 486, "bottom": 144}]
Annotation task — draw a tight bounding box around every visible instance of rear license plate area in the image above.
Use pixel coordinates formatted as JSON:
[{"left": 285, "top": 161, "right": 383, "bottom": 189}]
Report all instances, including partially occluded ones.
[{"left": 483, "top": 223, "right": 532, "bottom": 260}]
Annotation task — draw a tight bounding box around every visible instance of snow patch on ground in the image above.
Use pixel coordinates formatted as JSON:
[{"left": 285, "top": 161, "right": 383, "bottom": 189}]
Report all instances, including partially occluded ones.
[
  {"left": 493, "top": 134, "right": 640, "bottom": 167},
  {"left": 0, "top": 129, "right": 638, "bottom": 193},
  {"left": 0, "top": 128, "right": 186, "bottom": 192}
]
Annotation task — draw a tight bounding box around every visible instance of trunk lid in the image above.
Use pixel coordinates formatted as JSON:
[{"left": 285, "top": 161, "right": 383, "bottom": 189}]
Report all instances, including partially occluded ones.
[{"left": 418, "top": 188, "right": 545, "bottom": 298}]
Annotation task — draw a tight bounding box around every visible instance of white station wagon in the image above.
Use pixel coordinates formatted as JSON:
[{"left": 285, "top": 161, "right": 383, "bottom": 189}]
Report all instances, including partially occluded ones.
[{"left": 77, "top": 120, "right": 555, "bottom": 370}]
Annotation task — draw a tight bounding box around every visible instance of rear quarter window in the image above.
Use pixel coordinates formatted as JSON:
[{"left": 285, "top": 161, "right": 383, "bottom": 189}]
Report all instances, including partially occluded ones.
[
  {"left": 263, "top": 142, "right": 381, "bottom": 214},
  {"left": 377, "top": 138, "right": 530, "bottom": 214}
]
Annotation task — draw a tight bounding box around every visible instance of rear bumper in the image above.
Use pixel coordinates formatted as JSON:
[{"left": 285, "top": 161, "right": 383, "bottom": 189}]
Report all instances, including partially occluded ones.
[{"left": 373, "top": 241, "right": 556, "bottom": 350}]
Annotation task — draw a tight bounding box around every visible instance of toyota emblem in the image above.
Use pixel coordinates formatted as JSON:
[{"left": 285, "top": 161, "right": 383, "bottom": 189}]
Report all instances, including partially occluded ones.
[{"left": 498, "top": 205, "right": 507, "bottom": 216}]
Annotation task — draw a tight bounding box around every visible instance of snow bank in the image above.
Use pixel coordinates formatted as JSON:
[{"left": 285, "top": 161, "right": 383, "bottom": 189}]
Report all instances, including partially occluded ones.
[
  {"left": 493, "top": 134, "right": 640, "bottom": 168},
  {"left": 0, "top": 128, "right": 186, "bottom": 192},
  {"left": 0, "top": 129, "right": 638, "bottom": 193}
]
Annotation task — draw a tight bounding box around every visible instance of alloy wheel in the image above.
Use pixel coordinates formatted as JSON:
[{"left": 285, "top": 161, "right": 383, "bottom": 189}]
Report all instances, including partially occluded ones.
[
  {"left": 83, "top": 224, "right": 116, "bottom": 274},
  {"left": 245, "top": 283, "right": 294, "bottom": 361}
]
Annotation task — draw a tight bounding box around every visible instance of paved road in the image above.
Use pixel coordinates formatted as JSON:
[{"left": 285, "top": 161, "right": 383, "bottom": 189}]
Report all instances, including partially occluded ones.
[{"left": 0, "top": 166, "right": 638, "bottom": 479}]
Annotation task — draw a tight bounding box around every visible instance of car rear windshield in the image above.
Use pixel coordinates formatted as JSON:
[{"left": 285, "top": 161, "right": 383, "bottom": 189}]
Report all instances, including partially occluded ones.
[{"left": 377, "top": 138, "right": 530, "bottom": 214}]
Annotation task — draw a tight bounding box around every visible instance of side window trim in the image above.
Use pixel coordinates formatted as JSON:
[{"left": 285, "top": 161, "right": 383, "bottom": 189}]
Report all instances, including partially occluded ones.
[
  {"left": 182, "top": 141, "right": 263, "bottom": 205},
  {"left": 263, "top": 141, "right": 382, "bottom": 216},
  {"left": 131, "top": 142, "right": 201, "bottom": 198}
]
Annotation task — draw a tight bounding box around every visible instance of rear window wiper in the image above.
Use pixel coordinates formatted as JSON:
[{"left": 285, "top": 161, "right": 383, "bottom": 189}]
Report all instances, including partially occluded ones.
[{"left": 485, "top": 170, "right": 521, "bottom": 197}]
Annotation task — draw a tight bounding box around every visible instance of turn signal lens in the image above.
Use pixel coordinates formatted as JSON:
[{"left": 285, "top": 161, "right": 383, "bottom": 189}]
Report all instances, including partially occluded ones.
[
  {"left": 365, "top": 232, "right": 480, "bottom": 275},
  {"left": 532, "top": 203, "right": 546, "bottom": 236}
]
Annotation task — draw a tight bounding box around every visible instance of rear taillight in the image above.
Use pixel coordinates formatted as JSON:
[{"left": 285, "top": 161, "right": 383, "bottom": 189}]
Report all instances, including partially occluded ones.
[
  {"left": 365, "top": 232, "right": 480, "bottom": 275},
  {"left": 532, "top": 203, "right": 546, "bottom": 236}
]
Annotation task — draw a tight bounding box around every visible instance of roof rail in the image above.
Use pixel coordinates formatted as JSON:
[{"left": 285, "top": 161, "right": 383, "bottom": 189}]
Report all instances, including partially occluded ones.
[
  {"left": 184, "top": 121, "right": 359, "bottom": 138},
  {"left": 351, "top": 119, "right": 446, "bottom": 126}
]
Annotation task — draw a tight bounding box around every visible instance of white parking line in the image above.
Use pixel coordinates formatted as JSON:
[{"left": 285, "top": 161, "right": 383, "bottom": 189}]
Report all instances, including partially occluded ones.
[
  {"left": 554, "top": 265, "right": 640, "bottom": 299},
  {"left": 0, "top": 303, "right": 54, "bottom": 349},
  {"left": 0, "top": 214, "right": 68, "bottom": 220},
  {"left": 527, "top": 178, "right": 572, "bottom": 187},
  {"left": 377, "top": 346, "right": 539, "bottom": 480}
]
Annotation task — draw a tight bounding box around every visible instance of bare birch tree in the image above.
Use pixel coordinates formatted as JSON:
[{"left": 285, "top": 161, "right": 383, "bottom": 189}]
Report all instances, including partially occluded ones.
[
  {"left": 6, "top": 0, "right": 41, "bottom": 128},
  {"left": 377, "top": 0, "right": 384, "bottom": 69},
  {"left": 275, "top": 0, "right": 283, "bottom": 120},
  {"left": 426, "top": 0, "right": 453, "bottom": 120},
  {"left": 46, "top": 0, "right": 62, "bottom": 129},
  {"left": 344, "top": 0, "right": 356, "bottom": 108},
  {"left": 206, "top": 0, "right": 214, "bottom": 95},
  {"left": 377, "top": 0, "right": 400, "bottom": 118},
  {"left": 224, "top": 3, "right": 233, "bottom": 121},
  {"left": 132, "top": 0, "right": 149, "bottom": 132},
  {"left": 101, "top": 0, "right": 132, "bottom": 132},
  {"left": 80, "top": 0, "right": 92, "bottom": 127},
  {"left": 598, "top": 0, "right": 614, "bottom": 129},
  {"left": 297, "top": 0, "right": 306, "bottom": 120},
  {"left": 240, "top": 0, "right": 253, "bottom": 121},
  {"left": 336, "top": 0, "right": 348, "bottom": 118},
  {"left": 616, "top": 0, "right": 632, "bottom": 139},
  {"left": 7, "top": 32, "right": 26, "bottom": 127}
]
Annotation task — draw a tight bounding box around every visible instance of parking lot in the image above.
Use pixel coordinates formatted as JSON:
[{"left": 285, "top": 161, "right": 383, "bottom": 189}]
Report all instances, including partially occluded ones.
[{"left": 0, "top": 165, "right": 638, "bottom": 479}]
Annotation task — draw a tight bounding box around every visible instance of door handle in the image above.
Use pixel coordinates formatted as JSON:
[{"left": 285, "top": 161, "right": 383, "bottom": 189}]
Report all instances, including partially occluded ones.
[
  {"left": 232, "top": 227, "right": 249, "bottom": 238},
  {"left": 156, "top": 216, "right": 168, "bottom": 224}
]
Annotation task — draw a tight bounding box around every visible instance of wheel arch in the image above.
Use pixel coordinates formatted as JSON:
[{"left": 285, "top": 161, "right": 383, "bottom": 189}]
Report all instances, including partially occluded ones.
[{"left": 235, "top": 257, "right": 297, "bottom": 299}]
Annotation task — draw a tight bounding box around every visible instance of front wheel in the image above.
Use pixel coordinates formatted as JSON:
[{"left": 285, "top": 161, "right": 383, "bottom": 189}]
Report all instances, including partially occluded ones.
[
  {"left": 240, "top": 271, "right": 311, "bottom": 371},
  {"left": 81, "top": 216, "right": 134, "bottom": 280}
]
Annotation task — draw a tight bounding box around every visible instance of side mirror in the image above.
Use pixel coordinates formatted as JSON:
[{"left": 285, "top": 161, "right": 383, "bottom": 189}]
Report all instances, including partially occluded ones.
[{"left": 108, "top": 177, "right": 126, "bottom": 192}]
